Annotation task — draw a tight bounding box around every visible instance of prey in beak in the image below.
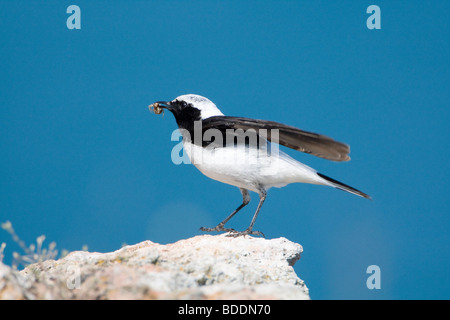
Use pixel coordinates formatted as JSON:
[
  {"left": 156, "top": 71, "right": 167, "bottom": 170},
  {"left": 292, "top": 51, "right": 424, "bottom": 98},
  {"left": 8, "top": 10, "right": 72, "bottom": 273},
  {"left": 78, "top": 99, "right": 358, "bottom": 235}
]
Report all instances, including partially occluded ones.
[{"left": 149, "top": 101, "right": 171, "bottom": 115}]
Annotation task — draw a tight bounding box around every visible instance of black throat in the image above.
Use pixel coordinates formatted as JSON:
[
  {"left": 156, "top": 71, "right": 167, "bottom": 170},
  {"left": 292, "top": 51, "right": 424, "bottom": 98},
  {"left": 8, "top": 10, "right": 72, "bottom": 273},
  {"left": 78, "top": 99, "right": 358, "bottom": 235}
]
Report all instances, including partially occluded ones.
[{"left": 169, "top": 100, "right": 202, "bottom": 135}]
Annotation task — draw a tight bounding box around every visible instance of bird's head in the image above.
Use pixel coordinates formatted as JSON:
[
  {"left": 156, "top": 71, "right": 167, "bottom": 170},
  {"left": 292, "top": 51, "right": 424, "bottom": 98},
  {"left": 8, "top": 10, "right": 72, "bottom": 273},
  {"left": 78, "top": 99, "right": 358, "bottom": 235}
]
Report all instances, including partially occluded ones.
[{"left": 151, "top": 94, "right": 224, "bottom": 126}]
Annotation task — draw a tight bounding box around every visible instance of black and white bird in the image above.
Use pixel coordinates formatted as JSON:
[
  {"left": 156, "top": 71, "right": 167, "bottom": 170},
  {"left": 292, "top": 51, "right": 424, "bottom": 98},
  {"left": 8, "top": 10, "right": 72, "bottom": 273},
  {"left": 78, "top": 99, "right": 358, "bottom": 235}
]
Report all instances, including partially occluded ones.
[{"left": 150, "top": 94, "right": 370, "bottom": 237}]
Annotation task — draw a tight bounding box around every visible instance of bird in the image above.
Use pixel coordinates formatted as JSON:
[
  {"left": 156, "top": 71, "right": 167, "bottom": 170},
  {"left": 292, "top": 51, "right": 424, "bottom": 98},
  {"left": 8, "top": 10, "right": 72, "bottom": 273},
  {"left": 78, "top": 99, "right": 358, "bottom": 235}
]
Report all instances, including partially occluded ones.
[{"left": 149, "top": 94, "right": 370, "bottom": 237}]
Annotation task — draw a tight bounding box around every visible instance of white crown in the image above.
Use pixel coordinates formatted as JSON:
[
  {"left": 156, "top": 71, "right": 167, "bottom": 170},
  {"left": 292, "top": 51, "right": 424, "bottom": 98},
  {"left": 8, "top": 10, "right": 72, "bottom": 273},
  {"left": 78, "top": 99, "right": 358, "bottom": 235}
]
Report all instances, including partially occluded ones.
[{"left": 174, "top": 94, "right": 224, "bottom": 119}]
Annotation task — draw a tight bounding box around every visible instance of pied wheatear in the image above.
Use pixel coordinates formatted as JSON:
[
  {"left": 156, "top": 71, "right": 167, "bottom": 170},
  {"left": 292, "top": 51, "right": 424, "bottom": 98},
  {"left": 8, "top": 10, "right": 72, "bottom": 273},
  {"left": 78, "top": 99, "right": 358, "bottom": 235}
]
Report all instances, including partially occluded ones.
[{"left": 150, "top": 94, "right": 370, "bottom": 237}]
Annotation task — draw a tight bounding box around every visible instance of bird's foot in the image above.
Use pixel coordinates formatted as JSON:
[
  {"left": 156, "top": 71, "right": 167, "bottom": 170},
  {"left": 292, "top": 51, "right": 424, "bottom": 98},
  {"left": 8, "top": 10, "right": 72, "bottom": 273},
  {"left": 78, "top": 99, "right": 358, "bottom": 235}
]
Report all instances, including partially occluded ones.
[
  {"left": 200, "top": 223, "right": 236, "bottom": 233},
  {"left": 226, "top": 228, "right": 265, "bottom": 238}
]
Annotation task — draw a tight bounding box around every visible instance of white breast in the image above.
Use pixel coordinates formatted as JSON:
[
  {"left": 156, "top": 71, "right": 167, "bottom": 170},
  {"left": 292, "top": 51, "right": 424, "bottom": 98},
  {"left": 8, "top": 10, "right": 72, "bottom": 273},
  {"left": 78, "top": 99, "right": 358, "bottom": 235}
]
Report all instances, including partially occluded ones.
[{"left": 182, "top": 139, "right": 325, "bottom": 193}]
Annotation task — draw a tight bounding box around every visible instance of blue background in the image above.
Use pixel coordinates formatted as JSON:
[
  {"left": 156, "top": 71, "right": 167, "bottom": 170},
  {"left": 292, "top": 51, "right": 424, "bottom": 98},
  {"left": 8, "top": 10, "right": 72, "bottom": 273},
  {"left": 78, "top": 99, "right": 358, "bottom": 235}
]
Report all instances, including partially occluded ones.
[{"left": 1, "top": 1, "right": 449, "bottom": 299}]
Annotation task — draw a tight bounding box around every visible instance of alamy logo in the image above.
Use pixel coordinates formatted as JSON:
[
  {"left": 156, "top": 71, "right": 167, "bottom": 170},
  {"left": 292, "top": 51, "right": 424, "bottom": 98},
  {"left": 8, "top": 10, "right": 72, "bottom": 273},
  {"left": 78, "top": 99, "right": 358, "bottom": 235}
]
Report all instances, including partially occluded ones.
[
  {"left": 66, "top": 265, "right": 81, "bottom": 290},
  {"left": 366, "top": 5, "right": 381, "bottom": 30},
  {"left": 366, "top": 265, "right": 381, "bottom": 289},
  {"left": 170, "top": 120, "right": 280, "bottom": 166},
  {"left": 66, "top": 5, "right": 81, "bottom": 30}
]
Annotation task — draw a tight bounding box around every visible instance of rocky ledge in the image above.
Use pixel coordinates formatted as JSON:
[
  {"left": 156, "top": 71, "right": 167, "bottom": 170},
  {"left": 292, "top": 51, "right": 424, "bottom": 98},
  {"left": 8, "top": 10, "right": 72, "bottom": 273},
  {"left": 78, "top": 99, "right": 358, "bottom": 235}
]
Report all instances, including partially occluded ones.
[{"left": 0, "top": 234, "right": 309, "bottom": 299}]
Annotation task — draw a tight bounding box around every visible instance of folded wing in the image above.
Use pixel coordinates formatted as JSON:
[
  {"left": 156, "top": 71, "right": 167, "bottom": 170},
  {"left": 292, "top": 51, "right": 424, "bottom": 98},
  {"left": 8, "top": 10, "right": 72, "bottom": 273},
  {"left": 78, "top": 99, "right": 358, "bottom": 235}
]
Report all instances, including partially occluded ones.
[{"left": 201, "top": 116, "right": 350, "bottom": 162}]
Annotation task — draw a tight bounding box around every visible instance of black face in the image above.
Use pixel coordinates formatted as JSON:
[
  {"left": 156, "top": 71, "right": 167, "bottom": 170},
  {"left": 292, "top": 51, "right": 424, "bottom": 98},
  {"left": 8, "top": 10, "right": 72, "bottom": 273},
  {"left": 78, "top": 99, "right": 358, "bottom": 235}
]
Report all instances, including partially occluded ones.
[{"left": 156, "top": 99, "right": 201, "bottom": 132}]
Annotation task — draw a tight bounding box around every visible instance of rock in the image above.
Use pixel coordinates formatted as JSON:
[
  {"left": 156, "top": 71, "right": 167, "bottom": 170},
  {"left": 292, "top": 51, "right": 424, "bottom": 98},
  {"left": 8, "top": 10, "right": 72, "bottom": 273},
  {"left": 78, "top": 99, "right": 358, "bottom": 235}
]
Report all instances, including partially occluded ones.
[
  {"left": 0, "top": 263, "right": 26, "bottom": 299},
  {"left": 0, "top": 234, "right": 309, "bottom": 300}
]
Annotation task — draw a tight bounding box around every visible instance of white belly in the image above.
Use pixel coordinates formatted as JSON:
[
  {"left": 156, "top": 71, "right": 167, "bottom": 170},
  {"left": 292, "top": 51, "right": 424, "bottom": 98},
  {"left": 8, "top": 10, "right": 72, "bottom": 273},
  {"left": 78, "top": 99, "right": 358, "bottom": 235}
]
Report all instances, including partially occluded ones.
[{"left": 183, "top": 141, "right": 324, "bottom": 192}]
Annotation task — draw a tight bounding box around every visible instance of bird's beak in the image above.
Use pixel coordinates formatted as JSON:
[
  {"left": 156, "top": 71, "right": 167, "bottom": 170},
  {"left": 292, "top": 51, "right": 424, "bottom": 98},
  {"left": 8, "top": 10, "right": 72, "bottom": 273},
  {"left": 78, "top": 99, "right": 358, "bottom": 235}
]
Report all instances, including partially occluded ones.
[
  {"left": 153, "top": 101, "right": 173, "bottom": 111},
  {"left": 149, "top": 100, "right": 173, "bottom": 115}
]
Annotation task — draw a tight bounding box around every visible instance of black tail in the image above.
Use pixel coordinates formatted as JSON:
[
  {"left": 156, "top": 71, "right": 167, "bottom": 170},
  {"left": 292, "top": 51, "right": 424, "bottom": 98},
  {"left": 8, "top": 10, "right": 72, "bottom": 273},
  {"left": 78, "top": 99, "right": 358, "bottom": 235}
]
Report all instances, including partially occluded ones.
[{"left": 317, "top": 173, "right": 371, "bottom": 200}]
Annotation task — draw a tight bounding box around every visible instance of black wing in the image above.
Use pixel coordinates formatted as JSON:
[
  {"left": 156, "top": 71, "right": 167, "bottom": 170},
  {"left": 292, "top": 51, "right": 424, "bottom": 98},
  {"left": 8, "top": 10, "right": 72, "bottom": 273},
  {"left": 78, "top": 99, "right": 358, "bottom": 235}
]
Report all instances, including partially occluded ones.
[{"left": 201, "top": 116, "right": 350, "bottom": 162}]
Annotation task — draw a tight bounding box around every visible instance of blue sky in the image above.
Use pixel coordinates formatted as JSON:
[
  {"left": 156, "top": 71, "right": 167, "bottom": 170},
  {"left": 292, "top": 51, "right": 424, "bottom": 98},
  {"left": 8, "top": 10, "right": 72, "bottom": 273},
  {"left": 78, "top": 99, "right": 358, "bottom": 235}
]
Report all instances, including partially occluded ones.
[{"left": 1, "top": 1, "right": 449, "bottom": 299}]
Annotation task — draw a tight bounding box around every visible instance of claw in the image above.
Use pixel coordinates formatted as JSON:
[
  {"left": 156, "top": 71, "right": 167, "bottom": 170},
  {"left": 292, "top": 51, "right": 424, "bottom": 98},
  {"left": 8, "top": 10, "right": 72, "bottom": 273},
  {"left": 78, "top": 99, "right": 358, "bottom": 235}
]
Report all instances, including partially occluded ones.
[
  {"left": 226, "top": 228, "right": 265, "bottom": 238},
  {"left": 200, "top": 225, "right": 236, "bottom": 233}
]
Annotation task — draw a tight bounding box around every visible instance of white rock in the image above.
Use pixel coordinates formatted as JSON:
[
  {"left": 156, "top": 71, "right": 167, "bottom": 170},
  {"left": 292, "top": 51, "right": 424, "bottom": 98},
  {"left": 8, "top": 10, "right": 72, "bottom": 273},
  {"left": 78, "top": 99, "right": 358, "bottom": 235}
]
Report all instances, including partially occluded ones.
[{"left": 0, "top": 234, "right": 309, "bottom": 300}]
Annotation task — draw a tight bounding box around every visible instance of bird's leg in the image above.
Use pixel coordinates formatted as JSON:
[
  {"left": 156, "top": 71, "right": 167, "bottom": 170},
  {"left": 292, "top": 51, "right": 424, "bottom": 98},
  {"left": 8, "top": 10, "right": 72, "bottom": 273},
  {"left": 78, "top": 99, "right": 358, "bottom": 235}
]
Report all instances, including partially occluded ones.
[
  {"left": 200, "top": 188, "right": 250, "bottom": 233},
  {"left": 228, "top": 188, "right": 267, "bottom": 238}
]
